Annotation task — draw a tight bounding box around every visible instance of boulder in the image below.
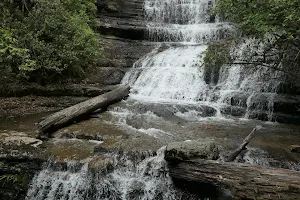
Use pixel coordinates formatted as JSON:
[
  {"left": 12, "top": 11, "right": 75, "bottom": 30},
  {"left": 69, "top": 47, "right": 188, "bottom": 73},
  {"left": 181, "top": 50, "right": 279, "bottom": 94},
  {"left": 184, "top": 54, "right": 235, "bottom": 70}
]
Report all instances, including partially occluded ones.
[
  {"left": 220, "top": 105, "right": 246, "bottom": 117},
  {"left": 86, "top": 67, "right": 125, "bottom": 85},
  {"left": 88, "top": 156, "right": 115, "bottom": 173},
  {"left": 165, "top": 140, "right": 220, "bottom": 162}
]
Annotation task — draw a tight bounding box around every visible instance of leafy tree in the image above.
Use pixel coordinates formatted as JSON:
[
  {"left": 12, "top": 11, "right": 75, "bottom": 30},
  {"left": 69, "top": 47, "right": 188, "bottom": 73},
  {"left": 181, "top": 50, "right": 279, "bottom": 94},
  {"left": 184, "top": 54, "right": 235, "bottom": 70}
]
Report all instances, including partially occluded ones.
[
  {"left": 0, "top": 28, "right": 35, "bottom": 80},
  {"left": 0, "top": 0, "right": 102, "bottom": 84},
  {"left": 215, "top": 0, "right": 300, "bottom": 39},
  {"left": 210, "top": 0, "right": 300, "bottom": 88}
]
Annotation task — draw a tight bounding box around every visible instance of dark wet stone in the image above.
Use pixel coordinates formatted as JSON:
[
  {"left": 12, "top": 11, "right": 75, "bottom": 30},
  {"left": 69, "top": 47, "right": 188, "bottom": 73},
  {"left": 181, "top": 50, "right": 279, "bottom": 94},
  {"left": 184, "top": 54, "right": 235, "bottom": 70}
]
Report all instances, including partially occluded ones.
[
  {"left": 165, "top": 140, "right": 220, "bottom": 162},
  {"left": 94, "top": 146, "right": 111, "bottom": 154},
  {"left": 217, "top": 91, "right": 300, "bottom": 124},
  {"left": 76, "top": 134, "right": 103, "bottom": 141},
  {"left": 290, "top": 145, "right": 300, "bottom": 153},
  {"left": 273, "top": 95, "right": 300, "bottom": 115},
  {"left": 58, "top": 132, "right": 76, "bottom": 139},
  {"left": 90, "top": 67, "right": 125, "bottom": 85},
  {"left": 128, "top": 102, "right": 217, "bottom": 121},
  {"left": 96, "top": 0, "right": 146, "bottom": 40},
  {"left": 220, "top": 105, "right": 246, "bottom": 117},
  {"left": 272, "top": 113, "right": 300, "bottom": 125},
  {"left": 0, "top": 149, "right": 46, "bottom": 200}
]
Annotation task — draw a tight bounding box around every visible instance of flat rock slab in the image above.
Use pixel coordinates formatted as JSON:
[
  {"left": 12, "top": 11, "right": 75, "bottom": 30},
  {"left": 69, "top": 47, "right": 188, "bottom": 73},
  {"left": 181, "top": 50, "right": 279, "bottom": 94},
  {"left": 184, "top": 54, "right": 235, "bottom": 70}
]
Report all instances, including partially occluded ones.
[
  {"left": 4, "top": 136, "right": 42, "bottom": 148},
  {"left": 165, "top": 140, "right": 220, "bottom": 162}
]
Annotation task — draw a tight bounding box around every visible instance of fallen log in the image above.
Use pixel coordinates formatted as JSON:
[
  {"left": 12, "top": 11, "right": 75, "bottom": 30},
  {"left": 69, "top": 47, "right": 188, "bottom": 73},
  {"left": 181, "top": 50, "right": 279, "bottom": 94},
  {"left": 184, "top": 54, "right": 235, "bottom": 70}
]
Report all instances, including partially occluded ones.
[
  {"left": 36, "top": 85, "right": 130, "bottom": 137},
  {"left": 169, "top": 159, "right": 300, "bottom": 200},
  {"left": 224, "top": 126, "right": 261, "bottom": 162}
]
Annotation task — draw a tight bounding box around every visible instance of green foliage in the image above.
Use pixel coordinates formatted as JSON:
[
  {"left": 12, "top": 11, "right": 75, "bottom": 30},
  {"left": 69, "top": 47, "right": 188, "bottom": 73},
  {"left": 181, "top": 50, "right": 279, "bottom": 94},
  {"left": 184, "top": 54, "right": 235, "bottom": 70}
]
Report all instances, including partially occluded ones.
[
  {"left": 0, "top": 173, "right": 29, "bottom": 188},
  {"left": 0, "top": 28, "right": 36, "bottom": 81},
  {"left": 0, "top": 174, "right": 19, "bottom": 185},
  {"left": 215, "top": 0, "right": 300, "bottom": 39},
  {"left": 213, "top": 0, "right": 300, "bottom": 86},
  {"left": 0, "top": 0, "right": 102, "bottom": 84},
  {"left": 202, "top": 40, "right": 233, "bottom": 84}
]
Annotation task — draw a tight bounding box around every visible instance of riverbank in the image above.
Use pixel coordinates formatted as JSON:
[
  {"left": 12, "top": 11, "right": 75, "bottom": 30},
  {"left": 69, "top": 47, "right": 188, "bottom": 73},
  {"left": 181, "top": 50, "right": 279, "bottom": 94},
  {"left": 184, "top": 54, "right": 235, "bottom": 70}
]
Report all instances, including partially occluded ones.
[{"left": 0, "top": 96, "right": 88, "bottom": 118}]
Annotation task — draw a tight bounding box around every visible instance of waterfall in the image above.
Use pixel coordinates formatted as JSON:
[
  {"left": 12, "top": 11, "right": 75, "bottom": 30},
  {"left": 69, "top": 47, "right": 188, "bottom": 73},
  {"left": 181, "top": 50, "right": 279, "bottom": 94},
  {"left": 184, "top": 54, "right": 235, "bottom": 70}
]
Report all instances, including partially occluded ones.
[
  {"left": 21, "top": 1, "right": 299, "bottom": 200},
  {"left": 122, "top": 0, "right": 283, "bottom": 121},
  {"left": 217, "top": 38, "right": 284, "bottom": 119},
  {"left": 26, "top": 148, "right": 197, "bottom": 200},
  {"left": 122, "top": 45, "right": 209, "bottom": 102},
  {"left": 123, "top": 0, "right": 232, "bottom": 104},
  {"left": 144, "top": 0, "right": 233, "bottom": 43}
]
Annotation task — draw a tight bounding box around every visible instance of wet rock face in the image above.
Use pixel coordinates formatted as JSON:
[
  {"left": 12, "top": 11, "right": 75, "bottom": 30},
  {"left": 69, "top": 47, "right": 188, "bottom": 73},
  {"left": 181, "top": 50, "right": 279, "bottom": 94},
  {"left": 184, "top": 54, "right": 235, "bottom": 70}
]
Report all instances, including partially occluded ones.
[
  {"left": 95, "top": 67, "right": 125, "bottom": 85},
  {"left": 0, "top": 132, "right": 49, "bottom": 200},
  {"left": 125, "top": 102, "right": 217, "bottom": 122},
  {"left": 96, "top": 0, "right": 145, "bottom": 40},
  {"left": 217, "top": 91, "right": 300, "bottom": 124},
  {"left": 0, "top": 152, "right": 45, "bottom": 200},
  {"left": 99, "top": 37, "right": 155, "bottom": 69},
  {"left": 165, "top": 140, "right": 220, "bottom": 162},
  {"left": 88, "top": 0, "right": 154, "bottom": 86}
]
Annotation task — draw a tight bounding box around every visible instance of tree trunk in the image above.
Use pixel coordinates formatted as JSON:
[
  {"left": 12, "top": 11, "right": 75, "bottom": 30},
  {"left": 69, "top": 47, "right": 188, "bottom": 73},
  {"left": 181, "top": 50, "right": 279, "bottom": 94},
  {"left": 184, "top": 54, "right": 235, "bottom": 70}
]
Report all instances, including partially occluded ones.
[
  {"left": 169, "top": 159, "right": 300, "bottom": 200},
  {"left": 36, "top": 85, "right": 130, "bottom": 137}
]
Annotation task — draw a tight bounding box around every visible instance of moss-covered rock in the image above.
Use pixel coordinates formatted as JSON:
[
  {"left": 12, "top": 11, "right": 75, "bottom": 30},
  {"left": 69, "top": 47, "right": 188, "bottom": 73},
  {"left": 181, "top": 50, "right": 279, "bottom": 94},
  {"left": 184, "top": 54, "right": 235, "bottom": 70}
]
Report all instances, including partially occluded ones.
[
  {"left": 165, "top": 140, "right": 220, "bottom": 162},
  {"left": 0, "top": 156, "right": 45, "bottom": 200}
]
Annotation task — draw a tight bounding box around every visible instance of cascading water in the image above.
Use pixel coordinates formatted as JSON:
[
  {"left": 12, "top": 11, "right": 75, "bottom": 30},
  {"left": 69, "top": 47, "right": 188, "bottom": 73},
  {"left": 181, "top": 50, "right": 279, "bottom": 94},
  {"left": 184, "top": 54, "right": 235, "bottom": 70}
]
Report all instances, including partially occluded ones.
[
  {"left": 123, "top": 45, "right": 209, "bottom": 102},
  {"left": 26, "top": 148, "right": 200, "bottom": 200},
  {"left": 144, "top": 0, "right": 232, "bottom": 43},
  {"left": 122, "top": 0, "right": 284, "bottom": 122},
  {"left": 24, "top": 1, "right": 299, "bottom": 200}
]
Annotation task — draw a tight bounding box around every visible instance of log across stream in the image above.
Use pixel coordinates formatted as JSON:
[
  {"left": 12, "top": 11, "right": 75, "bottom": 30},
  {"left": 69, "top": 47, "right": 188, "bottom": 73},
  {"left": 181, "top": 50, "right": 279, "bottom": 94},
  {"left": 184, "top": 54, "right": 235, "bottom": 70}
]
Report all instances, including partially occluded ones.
[
  {"left": 36, "top": 85, "right": 130, "bottom": 138},
  {"left": 169, "top": 159, "right": 300, "bottom": 200},
  {"left": 165, "top": 129, "right": 300, "bottom": 200},
  {"left": 27, "top": 84, "right": 300, "bottom": 200}
]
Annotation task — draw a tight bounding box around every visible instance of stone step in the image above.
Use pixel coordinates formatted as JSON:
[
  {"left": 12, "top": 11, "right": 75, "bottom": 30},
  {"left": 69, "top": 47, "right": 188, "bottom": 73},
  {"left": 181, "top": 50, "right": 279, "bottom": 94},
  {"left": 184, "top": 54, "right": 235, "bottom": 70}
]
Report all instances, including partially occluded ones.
[{"left": 219, "top": 91, "right": 300, "bottom": 115}]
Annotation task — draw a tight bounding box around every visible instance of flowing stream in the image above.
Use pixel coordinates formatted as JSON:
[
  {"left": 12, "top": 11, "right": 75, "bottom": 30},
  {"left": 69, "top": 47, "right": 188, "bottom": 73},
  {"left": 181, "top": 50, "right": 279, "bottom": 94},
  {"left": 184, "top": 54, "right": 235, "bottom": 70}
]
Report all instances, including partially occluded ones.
[
  {"left": 122, "top": 0, "right": 283, "bottom": 121},
  {"left": 25, "top": 0, "right": 300, "bottom": 199},
  {"left": 26, "top": 148, "right": 188, "bottom": 200}
]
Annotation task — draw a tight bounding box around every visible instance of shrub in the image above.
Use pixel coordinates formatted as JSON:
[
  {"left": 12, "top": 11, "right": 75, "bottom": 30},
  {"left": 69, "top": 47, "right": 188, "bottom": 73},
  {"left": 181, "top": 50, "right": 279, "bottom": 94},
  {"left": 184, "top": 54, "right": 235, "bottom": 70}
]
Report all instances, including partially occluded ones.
[{"left": 0, "top": 0, "right": 102, "bottom": 84}]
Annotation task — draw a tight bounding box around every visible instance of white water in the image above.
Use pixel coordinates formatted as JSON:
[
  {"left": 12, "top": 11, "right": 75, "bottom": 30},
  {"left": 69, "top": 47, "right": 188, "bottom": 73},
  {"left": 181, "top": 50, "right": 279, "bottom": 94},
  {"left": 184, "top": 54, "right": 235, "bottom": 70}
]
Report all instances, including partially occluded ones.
[
  {"left": 144, "top": 0, "right": 233, "bottom": 43},
  {"left": 26, "top": 161, "right": 91, "bottom": 200},
  {"left": 25, "top": 1, "right": 292, "bottom": 200},
  {"left": 123, "top": 45, "right": 209, "bottom": 102},
  {"left": 145, "top": 0, "right": 212, "bottom": 24},
  {"left": 26, "top": 148, "right": 183, "bottom": 200},
  {"left": 122, "top": 0, "right": 283, "bottom": 122},
  {"left": 123, "top": 0, "right": 228, "bottom": 105}
]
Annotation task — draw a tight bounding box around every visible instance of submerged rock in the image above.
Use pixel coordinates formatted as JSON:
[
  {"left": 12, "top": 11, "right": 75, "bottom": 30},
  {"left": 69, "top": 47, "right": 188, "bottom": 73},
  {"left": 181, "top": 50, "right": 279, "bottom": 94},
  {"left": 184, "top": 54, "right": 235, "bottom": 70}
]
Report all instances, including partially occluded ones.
[{"left": 165, "top": 140, "right": 220, "bottom": 162}]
